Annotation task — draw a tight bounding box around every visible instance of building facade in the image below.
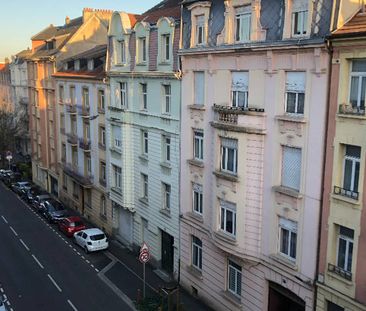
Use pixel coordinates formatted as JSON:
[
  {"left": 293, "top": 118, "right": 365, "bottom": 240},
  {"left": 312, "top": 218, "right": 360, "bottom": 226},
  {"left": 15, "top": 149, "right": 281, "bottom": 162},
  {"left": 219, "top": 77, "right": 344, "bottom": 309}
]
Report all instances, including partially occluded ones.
[
  {"left": 107, "top": 0, "right": 181, "bottom": 278},
  {"left": 178, "top": 0, "right": 354, "bottom": 310},
  {"left": 317, "top": 9, "right": 366, "bottom": 311}
]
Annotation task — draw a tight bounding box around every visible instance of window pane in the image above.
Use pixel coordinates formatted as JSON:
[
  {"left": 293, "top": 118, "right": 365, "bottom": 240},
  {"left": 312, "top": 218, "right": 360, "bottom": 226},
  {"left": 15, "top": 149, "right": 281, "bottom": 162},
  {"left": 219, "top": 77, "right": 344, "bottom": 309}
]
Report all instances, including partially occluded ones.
[
  {"left": 290, "top": 232, "right": 297, "bottom": 259},
  {"left": 280, "top": 228, "right": 289, "bottom": 254},
  {"left": 286, "top": 92, "right": 296, "bottom": 113},
  {"left": 227, "top": 148, "right": 235, "bottom": 172},
  {"left": 282, "top": 147, "right": 302, "bottom": 190},
  {"left": 221, "top": 207, "right": 225, "bottom": 230},
  {"left": 228, "top": 266, "right": 236, "bottom": 292},
  {"left": 352, "top": 60, "right": 366, "bottom": 72},
  {"left": 337, "top": 238, "right": 346, "bottom": 269},
  {"left": 237, "top": 91, "right": 246, "bottom": 107},
  {"left": 361, "top": 78, "right": 366, "bottom": 109},
  {"left": 297, "top": 93, "right": 305, "bottom": 113},
  {"left": 226, "top": 210, "right": 233, "bottom": 234},
  {"left": 343, "top": 159, "right": 353, "bottom": 191},
  {"left": 350, "top": 76, "right": 359, "bottom": 108},
  {"left": 354, "top": 161, "right": 360, "bottom": 192},
  {"left": 347, "top": 242, "right": 353, "bottom": 272}
]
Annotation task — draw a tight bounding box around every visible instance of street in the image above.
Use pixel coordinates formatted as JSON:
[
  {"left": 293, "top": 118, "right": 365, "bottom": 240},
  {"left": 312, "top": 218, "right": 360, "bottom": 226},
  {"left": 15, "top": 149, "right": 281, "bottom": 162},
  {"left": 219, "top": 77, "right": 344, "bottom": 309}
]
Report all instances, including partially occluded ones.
[{"left": 0, "top": 183, "right": 133, "bottom": 311}]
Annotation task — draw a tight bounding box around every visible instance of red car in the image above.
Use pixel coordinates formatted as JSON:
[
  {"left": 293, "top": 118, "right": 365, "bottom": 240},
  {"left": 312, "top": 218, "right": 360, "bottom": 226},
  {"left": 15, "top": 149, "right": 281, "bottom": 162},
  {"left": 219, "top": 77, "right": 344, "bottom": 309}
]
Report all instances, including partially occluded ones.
[{"left": 58, "top": 216, "right": 86, "bottom": 237}]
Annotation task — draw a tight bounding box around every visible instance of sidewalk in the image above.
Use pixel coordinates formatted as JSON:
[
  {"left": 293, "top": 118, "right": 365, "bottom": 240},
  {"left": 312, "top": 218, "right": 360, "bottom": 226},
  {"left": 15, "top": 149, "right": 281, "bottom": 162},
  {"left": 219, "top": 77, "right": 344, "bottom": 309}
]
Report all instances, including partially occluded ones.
[{"left": 107, "top": 240, "right": 214, "bottom": 311}]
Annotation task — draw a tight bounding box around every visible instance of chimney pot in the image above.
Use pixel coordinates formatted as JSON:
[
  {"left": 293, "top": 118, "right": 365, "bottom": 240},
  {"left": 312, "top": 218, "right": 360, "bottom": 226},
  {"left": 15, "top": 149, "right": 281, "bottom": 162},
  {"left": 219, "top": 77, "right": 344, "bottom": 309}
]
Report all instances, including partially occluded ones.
[{"left": 65, "top": 16, "right": 70, "bottom": 24}]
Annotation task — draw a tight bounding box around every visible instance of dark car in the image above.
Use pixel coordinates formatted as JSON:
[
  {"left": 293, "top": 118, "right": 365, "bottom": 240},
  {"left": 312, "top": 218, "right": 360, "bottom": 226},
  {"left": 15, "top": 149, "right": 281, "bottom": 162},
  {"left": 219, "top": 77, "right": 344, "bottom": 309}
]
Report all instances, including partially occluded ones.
[
  {"left": 58, "top": 216, "right": 86, "bottom": 237},
  {"left": 3, "top": 172, "right": 22, "bottom": 187},
  {"left": 32, "top": 194, "right": 52, "bottom": 212},
  {"left": 0, "top": 169, "right": 12, "bottom": 180},
  {"left": 41, "top": 199, "right": 68, "bottom": 223},
  {"left": 11, "top": 181, "right": 32, "bottom": 195},
  {"left": 21, "top": 186, "right": 48, "bottom": 204}
]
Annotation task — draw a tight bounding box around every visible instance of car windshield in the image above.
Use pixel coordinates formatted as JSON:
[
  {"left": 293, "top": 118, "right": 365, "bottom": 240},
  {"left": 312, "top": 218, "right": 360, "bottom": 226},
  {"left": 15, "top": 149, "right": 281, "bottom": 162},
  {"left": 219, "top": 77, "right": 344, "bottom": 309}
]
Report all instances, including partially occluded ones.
[
  {"left": 46, "top": 200, "right": 64, "bottom": 211},
  {"left": 90, "top": 234, "right": 105, "bottom": 241}
]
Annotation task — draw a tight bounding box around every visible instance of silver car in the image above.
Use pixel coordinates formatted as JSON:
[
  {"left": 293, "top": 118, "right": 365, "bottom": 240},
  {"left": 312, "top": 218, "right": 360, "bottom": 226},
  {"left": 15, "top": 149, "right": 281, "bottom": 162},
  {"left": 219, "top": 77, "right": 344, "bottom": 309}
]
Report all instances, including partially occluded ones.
[{"left": 74, "top": 228, "right": 109, "bottom": 253}]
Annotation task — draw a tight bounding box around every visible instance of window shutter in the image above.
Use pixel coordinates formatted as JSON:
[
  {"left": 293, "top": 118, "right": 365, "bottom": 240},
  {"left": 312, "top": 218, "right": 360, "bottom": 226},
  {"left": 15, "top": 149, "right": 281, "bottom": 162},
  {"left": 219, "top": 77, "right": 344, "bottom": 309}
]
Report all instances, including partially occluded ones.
[
  {"left": 232, "top": 72, "right": 249, "bottom": 92},
  {"left": 292, "top": 0, "right": 308, "bottom": 11},
  {"left": 286, "top": 72, "right": 305, "bottom": 92},
  {"left": 241, "top": 14, "right": 251, "bottom": 41},
  {"left": 279, "top": 218, "right": 297, "bottom": 232},
  {"left": 282, "top": 146, "right": 302, "bottom": 190},
  {"left": 221, "top": 138, "right": 238, "bottom": 149}
]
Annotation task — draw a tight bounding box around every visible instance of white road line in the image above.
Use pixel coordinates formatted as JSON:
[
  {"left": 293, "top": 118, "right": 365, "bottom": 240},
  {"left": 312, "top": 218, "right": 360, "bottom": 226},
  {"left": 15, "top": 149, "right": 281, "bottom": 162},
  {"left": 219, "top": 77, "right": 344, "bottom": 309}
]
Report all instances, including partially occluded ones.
[
  {"left": 1, "top": 215, "right": 8, "bottom": 224},
  {"left": 86, "top": 260, "right": 90, "bottom": 264},
  {"left": 76, "top": 251, "right": 81, "bottom": 256},
  {"left": 47, "top": 274, "right": 62, "bottom": 292},
  {"left": 32, "top": 254, "right": 44, "bottom": 269},
  {"left": 81, "top": 256, "right": 85, "bottom": 260},
  {"left": 9, "top": 226, "right": 18, "bottom": 236},
  {"left": 0, "top": 288, "right": 4, "bottom": 293},
  {"left": 3, "top": 294, "right": 7, "bottom": 299},
  {"left": 67, "top": 299, "right": 78, "bottom": 311},
  {"left": 20, "top": 239, "right": 30, "bottom": 251},
  {"left": 95, "top": 268, "right": 99, "bottom": 272}
]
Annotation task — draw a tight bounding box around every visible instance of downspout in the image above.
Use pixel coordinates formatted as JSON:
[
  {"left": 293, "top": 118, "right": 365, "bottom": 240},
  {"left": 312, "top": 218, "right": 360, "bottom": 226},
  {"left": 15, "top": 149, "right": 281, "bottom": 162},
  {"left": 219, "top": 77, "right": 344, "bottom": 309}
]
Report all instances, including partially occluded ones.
[{"left": 313, "top": 38, "right": 333, "bottom": 311}]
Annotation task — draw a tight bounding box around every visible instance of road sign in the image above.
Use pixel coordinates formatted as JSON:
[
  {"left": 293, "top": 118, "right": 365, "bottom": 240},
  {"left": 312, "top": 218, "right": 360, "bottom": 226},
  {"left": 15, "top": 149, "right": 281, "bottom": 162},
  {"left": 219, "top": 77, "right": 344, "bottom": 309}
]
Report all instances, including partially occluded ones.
[
  {"left": 139, "top": 242, "right": 151, "bottom": 299},
  {"left": 139, "top": 249, "right": 150, "bottom": 264},
  {"left": 140, "top": 242, "right": 149, "bottom": 253}
]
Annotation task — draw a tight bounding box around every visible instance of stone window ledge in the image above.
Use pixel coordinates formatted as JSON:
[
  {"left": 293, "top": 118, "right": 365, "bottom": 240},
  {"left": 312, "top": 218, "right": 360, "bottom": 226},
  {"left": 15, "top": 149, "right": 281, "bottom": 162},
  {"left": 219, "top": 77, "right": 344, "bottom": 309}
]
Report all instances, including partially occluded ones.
[
  {"left": 275, "top": 114, "right": 307, "bottom": 123},
  {"left": 213, "top": 230, "right": 237, "bottom": 246},
  {"left": 273, "top": 185, "right": 302, "bottom": 199},
  {"left": 269, "top": 253, "right": 298, "bottom": 271},
  {"left": 186, "top": 211, "right": 203, "bottom": 223},
  {"left": 220, "top": 290, "right": 242, "bottom": 308},
  {"left": 186, "top": 265, "right": 203, "bottom": 280},
  {"left": 330, "top": 193, "right": 360, "bottom": 207},
  {"left": 213, "top": 170, "right": 238, "bottom": 182},
  {"left": 187, "top": 159, "right": 204, "bottom": 168},
  {"left": 138, "top": 197, "right": 148, "bottom": 206},
  {"left": 159, "top": 209, "right": 171, "bottom": 218},
  {"left": 188, "top": 104, "right": 205, "bottom": 111}
]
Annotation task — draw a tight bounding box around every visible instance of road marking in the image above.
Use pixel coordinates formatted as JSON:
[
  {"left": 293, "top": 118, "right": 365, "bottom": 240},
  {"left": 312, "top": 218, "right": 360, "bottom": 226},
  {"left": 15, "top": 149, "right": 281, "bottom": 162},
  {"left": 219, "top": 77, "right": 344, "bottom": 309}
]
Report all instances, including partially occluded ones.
[
  {"left": 47, "top": 274, "right": 62, "bottom": 292},
  {"left": 1, "top": 216, "right": 8, "bottom": 224},
  {"left": 0, "top": 288, "right": 3, "bottom": 293},
  {"left": 3, "top": 294, "right": 7, "bottom": 299},
  {"left": 67, "top": 299, "right": 78, "bottom": 311},
  {"left": 9, "top": 226, "right": 18, "bottom": 236},
  {"left": 86, "top": 260, "right": 90, "bottom": 264},
  {"left": 81, "top": 255, "right": 85, "bottom": 260},
  {"left": 32, "top": 254, "right": 44, "bottom": 269},
  {"left": 20, "top": 239, "right": 30, "bottom": 251}
]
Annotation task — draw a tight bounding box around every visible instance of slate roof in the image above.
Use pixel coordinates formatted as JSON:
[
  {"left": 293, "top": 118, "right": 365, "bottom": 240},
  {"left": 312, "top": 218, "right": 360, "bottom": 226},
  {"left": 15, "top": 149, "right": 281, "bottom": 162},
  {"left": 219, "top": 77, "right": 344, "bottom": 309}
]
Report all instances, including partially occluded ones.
[
  {"left": 331, "top": 10, "right": 366, "bottom": 38},
  {"left": 138, "top": 0, "right": 181, "bottom": 24}
]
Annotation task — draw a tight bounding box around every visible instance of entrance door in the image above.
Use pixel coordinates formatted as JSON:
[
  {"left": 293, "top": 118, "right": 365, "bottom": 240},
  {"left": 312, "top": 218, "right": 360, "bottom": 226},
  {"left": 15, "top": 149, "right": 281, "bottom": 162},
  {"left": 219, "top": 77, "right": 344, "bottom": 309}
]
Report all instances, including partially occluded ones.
[
  {"left": 268, "top": 282, "right": 305, "bottom": 311},
  {"left": 161, "top": 231, "right": 174, "bottom": 273},
  {"left": 118, "top": 208, "right": 132, "bottom": 245}
]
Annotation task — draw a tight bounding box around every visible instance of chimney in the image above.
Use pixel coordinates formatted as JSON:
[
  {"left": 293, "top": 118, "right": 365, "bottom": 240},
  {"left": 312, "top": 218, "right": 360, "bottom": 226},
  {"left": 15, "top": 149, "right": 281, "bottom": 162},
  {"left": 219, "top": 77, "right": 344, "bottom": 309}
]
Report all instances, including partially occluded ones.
[{"left": 65, "top": 16, "right": 70, "bottom": 25}]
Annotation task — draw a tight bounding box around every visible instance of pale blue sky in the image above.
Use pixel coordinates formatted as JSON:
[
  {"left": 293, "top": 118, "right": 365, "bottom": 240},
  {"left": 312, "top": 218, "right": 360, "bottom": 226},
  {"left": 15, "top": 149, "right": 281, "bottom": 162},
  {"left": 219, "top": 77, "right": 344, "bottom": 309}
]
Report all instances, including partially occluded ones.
[{"left": 0, "top": 0, "right": 159, "bottom": 60}]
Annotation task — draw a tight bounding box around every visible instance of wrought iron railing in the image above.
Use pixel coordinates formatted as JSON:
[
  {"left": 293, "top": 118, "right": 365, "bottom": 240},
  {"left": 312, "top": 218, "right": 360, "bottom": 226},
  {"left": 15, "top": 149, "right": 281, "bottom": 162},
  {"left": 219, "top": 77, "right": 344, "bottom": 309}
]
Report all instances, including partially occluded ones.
[
  {"left": 328, "top": 263, "right": 352, "bottom": 281},
  {"left": 333, "top": 185, "right": 359, "bottom": 200}
]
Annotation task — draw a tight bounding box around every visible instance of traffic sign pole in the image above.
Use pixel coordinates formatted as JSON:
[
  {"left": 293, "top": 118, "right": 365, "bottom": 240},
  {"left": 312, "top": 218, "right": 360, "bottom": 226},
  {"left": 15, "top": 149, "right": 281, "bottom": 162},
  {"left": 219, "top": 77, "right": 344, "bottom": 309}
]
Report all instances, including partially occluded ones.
[
  {"left": 143, "top": 262, "right": 146, "bottom": 299},
  {"left": 139, "top": 242, "right": 150, "bottom": 300}
]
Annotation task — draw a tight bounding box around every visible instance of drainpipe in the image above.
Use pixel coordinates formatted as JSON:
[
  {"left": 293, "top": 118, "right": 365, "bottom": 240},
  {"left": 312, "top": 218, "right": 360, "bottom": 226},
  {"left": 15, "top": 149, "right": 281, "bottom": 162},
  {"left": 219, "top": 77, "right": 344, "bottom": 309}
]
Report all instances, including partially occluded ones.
[{"left": 313, "top": 38, "right": 333, "bottom": 311}]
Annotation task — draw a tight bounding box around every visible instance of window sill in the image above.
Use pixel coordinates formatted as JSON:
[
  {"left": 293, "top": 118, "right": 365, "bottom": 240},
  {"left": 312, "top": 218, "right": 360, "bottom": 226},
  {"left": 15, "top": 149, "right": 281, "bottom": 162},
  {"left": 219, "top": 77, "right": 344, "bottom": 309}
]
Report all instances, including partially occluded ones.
[
  {"left": 336, "top": 112, "right": 366, "bottom": 120},
  {"left": 327, "top": 270, "right": 354, "bottom": 286},
  {"left": 115, "top": 63, "right": 128, "bottom": 67},
  {"left": 136, "top": 62, "right": 147, "bottom": 66},
  {"left": 330, "top": 193, "right": 360, "bottom": 206},
  {"left": 159, "top": 208, "right": 171, "bottom": 218},
  {"left": 214, "top": 230, "right": 237, "bottom": 245},
  {"left": 111, "top": 187, "right": 122, "bottom": 196},
  {"left": 275, "top": 114, "right": 307, "bottom": 123},
  {"left": 187, "top": 265, "right": 203, "bottom": 280},
  {"left": 269, "top": 253, "right": 297, "bottom": 270},
  {"left": 100, "top": 214, "right": 108, "bottom": 222},
  {"left": 186, "top": 211, "right": 203, "bottom": 223},
  {"left": 187, "top": 159, "right": 204, "bottom": 168},
  {"left": 220, "top": 290, "right": 242, "bottom": 307},
  {"left": 160, "top": 161, "right": 172, "bottom": 169},
  {"left": 108, "top": 106, "right": 124, "bottom": 112},
  {"left": 188, "top": 104, "right": 205, "bottom": 111},
  {"left": 161, "top": 113, "right": 172, "bottom": 119},
  {"left": 110, "top": 147, "right": 122, "bottom": 155},
  {"left": 213, "top": 170, "right": 238, "bottom": 182},
  {"left": 273, "top": 186, "right": 302, "bottom": 199},
  {"left": 139, "top": 197, "right": 148, "bottom": 206},
  {"left": 158, "top": 61, "right": 171, "bottom": 66},
  {"left": 139, "top": 154, "right": 148, "bottom": 162}
]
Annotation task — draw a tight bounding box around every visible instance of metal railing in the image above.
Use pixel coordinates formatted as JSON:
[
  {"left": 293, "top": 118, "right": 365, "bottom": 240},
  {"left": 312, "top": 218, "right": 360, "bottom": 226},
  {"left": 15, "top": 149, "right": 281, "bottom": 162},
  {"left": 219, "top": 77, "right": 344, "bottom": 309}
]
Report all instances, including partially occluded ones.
[
  {"left": 79, "top": 138, "right": 91, "bottom": 151},
  {"left": 333, "top": 185, "right": 359, "bottom": 200},
  {"left": 328, "top": 263, "right": 352, "bottom": 281},
  {"left": 62, "top": 163, "right": 94, "bottom": 187},
  {"left": 338, "top": 104, "right": 365, "bottom": 116},
  {"left": 213, "top": 104, "right": 264, "bottom": 125}
]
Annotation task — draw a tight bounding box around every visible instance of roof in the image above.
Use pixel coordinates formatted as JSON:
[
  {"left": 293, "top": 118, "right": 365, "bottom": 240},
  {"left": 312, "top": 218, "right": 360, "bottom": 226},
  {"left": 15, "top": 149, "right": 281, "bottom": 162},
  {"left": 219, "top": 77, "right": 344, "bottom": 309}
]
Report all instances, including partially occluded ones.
[
  {"left": 331, "top": 10, "right": 366, "bottom": 38},
  {"left": 61, "top": 44, "right": 107, "bottom": 62},
  {"left": 128, "top": 13, "right": 139, "bottom": 27},
  {"left": 82, "top": 228, "right": 105, "bottom": 235},
  {"left": 138, "top": 0, "right": 181, "bottom": 24}
]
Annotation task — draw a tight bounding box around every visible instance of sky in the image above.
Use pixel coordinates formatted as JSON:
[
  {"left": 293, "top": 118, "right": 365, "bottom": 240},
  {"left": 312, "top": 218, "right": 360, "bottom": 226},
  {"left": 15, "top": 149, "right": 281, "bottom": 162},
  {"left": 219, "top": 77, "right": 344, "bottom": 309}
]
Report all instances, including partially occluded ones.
[{"left": 0, "top": 0, "right": 159, "bottom": 61}]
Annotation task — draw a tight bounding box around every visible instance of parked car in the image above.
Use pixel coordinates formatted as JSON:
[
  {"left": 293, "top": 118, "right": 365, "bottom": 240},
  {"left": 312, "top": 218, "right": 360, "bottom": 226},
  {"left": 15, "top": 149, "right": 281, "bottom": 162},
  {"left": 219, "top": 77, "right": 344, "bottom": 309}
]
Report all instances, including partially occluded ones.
[
  {"left": 3, "top": 172, "right": 21, "bottom": 187},
  {"left": 11, "top": 181, "right": 32, "bottom": 195},
  {"left": 32, "top": 194, "right": 52, "bottom": 212},
  {"left": 58, "top": 216, "right": 86, "bottom": 237},
  {"left": 0, "top": 169, "right": 12, "bottom": 179},
  {"left": 21, "top": 186, "right": 47, "bottom": 204},
  {"left": 41, "top": 198, "right": 68, "bottom": 223},
  {"left": 73, "top": 228, "right": 109, "bottom": 253},
  {"left": 0, "top": 297, "right": 9, "bottom": 311}
]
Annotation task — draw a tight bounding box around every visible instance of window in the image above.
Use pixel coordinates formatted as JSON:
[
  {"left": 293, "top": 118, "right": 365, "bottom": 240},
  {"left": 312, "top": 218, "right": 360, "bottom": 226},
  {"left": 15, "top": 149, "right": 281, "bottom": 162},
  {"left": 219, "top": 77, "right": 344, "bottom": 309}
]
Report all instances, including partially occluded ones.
[
  {"left": 235, "top": 6, "right": 251, "bottom": 42},
  {"left": 139, "top": 37, "right": 147, "bottom": 63},
  {"left": 142, "top": 130, "right": 148, "bottom": 155},
  {"left": 73, "top": 181, "right": 79, "bottom": 199},
  {"left": 228, "top": 260, "right": 241, "bottom": 297},
  {"left": 220, "top": 201, "right": 236, "bottom": 236},
  {"left": 162, "top": 34, "right": 170, "bottom": 61},
  {"left": 279, "top": 218, "right": 297, "bottom": 260},
  {"left": 192, "top": 236, "right": 202, "bottom": 270},
  {"left": 120, "top": 82, "right": 127, "bottom": 108},
  {"left": 163, "top": 85, "right": 171, "bottom": 114},
  {"left": 221, "top": 138, "right": 238, "bottom": 174},
  {"left": 141, "top": 174, "right": 148, "bottom": 200},
  {"left": 99, "top": 126, "right": 106, "bottom": 147},
  {"left": 327, "top": 301, "right": 344, "bottom": 311},
  {"left": 59, "top": 85, "right": 64, "bottom": 103},
  {"left": 86, "top": 156, "right": 91, "bottom": 174},
  {"left": 98, "top": 90, "right": 105, "bottom": 111},
  {"left": 192, "top": 183, "right": 203, "bottom": 215},
  {"left": 343, "top": 145, "right": 360, "bottom": 193},
  {"left": 100, "top": 161, "right": 106, "bottom": 182},
  {"left": 62, "top": 173, "right": 67, "bottom": 190},
  {"left": 84, "top": 123, "right": 90, "bottom": 140},
  {"left": 82, "top": 88, "right": 89, "bottom": 109},
  {"left": 337, "top": 226, "right": 354, "bottom": 272},
  {"left": 141, "top": 83, "right": 147, "bottom": 110},
  {"left": 282, "top": 146, "right": 302, "bottom": 191},
  {"left": 232, "top": 72, "right": 249, "bottom": 108},
  {"left": 162, "top": 183, "right": 171, "bottom": 210},
  {"left": 113, "top": 165, "right": 122, "bottom": 190},
  {"left": 194, "top": 130, "right": 204, "bottom": 161},
  {"left": 349, "top": 60, "right": 366, "bottom": 112},
  {"left": 292, "top": 1, "right": 308, "bottom": 36},
  {"left": 196, "top": 15, "right": 205, "bottom": 45},
  {"left": 194, "top": 72, "right": 204, "bottom": 106},
  {"left": 120, "top": 40, "right": 126, "bottom": 64},
  {"left": 285, "top": 72, "right": 305, "bottom": 114},
  {"left": 112, "top": 125, "right": 122, "bottom": 150},
  {"left": 70, "top": 86, "right": 75, "bottom": 106},
  {"left": 101, "top": 196, "right": 106, "bottom": 217},
  {"left": 61, "top": 143, "right": 66, "bottom": 161},
  {"left": 163, "top": 136, "right": 171, "bottom": 162}
]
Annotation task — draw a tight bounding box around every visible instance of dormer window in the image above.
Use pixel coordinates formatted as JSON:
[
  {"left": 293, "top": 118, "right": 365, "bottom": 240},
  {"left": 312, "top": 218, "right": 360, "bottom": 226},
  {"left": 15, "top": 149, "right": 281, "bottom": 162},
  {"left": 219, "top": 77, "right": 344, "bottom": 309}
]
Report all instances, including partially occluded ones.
[
  {"left": 120, "top": 40, "right": 126, "bottom": 64},
  {"left": 196, "top": 15, "right": 205, "bottom": 45},
  {"left": 162, "top": 34, "right": 170, "bottom": 62},
  {"left": 138, "top": 37, "right": 147, "bottom": 63},
  {"left": 46, "top": 40, "right": 55, "bottom": 50},
  {"left": 235, "top": 6, "right": 251, "bottom": 42},
  {"left": 87, "top": 59, "right": 94, "bottom": 71},
  {"left": 292, "top": 0, "right": 308, "bottom": 36},
  {"left": 74, "top": 60, "right": 80, "bottom": 71}
]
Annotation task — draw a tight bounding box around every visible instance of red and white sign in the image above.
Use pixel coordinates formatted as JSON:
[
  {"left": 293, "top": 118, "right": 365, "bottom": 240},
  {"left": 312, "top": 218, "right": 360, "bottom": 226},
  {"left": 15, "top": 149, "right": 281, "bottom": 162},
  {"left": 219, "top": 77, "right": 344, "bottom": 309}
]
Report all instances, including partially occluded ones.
[{"left": 139, "top": 242, "right": 150, "bottom": 264}]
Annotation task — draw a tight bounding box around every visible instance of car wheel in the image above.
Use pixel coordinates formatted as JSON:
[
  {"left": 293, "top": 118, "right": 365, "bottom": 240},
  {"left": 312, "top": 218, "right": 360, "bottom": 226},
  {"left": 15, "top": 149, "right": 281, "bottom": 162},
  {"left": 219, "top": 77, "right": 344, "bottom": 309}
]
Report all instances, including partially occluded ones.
[{"left": 84, "top": 246, "right": 89, "bottom": 254}]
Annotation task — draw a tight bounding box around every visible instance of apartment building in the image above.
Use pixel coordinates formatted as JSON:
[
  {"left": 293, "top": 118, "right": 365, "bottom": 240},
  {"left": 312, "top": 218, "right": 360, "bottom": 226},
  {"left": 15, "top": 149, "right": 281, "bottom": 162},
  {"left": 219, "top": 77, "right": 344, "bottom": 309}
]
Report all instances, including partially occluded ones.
[
  {"left": 107, "top": 0, "right": 181, "bottom": 278},
  {"left": 178, "top": 0, "right": 356, "bottom": 310},
  {"left": 317, "top": 9, "right": 366, "bottom": 311}
]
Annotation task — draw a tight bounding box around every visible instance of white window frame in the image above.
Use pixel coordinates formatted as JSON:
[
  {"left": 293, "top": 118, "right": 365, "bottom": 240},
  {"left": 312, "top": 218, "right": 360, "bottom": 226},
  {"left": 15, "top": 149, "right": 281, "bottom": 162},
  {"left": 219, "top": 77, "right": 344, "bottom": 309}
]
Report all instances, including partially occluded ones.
[
  {"left": 196, "top": 15, "right": 205, "bottom": 45},
  {"left": 113, "top": 165, "right": 122, "bottom": 190},
  {"left": 292, "top": 10, "right": 308, "bottom": 36},
  {"left": 82, "top": 87, "right": 89, "bottom": 109},
  {"left": 337, "top": 226, "right": 354, "bottom": 272},
  {"left": 163, "top": 135, "right": 171, "bottom": 162},
  {"left": 194, "top": 71, "right": 205, "bottom": 106},
  {"left": 162, "top": 84, "right": 171, "bottom": 114},
  {"left": 141, "top": 173, "right": 148, "bottom": 200},
  {"left": 193, "top": 130, "right": 204, "bottom": 161},
  {"left": 192, "top": 183, "right": 203, "bottom": 215},
  {"left": 220, "top": 201, "right": 236, "bottom": 237},
  {"left": 235, "top": 6, "right": 251, "bottom": 43},
  {"left": 100, "top": 127, "right": 106, "bottom": 146},
  {"left": 343, "top": 145, "right": 360, "bottom": 193},
  {"left": 141, "top": 83, "right": 147, "bottom": 110},
  {"left": 98, "top": 89, "right": 105, "bottom": 110},
  {"left": 221, "top": 138, "right": 238, "bottom": 175},
  {"left": 120, "top": 82, "right": 127, "bottom": 108},
  {"left": 228, "top": 260, "right": 242, "bottom": 297},
  {"left": 120, "top": 40, "right": 126, "bottom": 64},
  {"left": 112, "top": 126, "right": 122, "bottom": 149},
  {"left": 142, "top": 130, "right": 148, "bottom": 155},
  {"left": 281, "top": 146, "right": 302, "bottom": 191},
  {"left": 162, "top": 34, "right": 170, "bottom": 62},
  {"left": 349, "top": 60, "right": 366, "bottom": 111},
  {"left": 139, "top": 37, "right": 147, "bottom": 63},
  {"left": 100, "top": 161, "right": 106, "bottom": 181},
  {"left": 192, "top": 236, "right": 203, "bottom": 270},
  {"left": 59, "top": 85, "right": 64, "bottom": 103},
  {"left": 279, "top": 218, "right": 298, "bottom": 260},
  {"left": 101, "top": 196, "right": 106, "bottom": 216},
  {"left": 162, "top": 183, "right": 171, "bottom": 210},
  {"left": 86, "top": 157, "right": 92, "bottom": 174},
  {"left": 231, "top": 72, "right": 249, "bottom": 108},
  {"left": 285, "top": 72, "right": 305, "bottom": 115}
]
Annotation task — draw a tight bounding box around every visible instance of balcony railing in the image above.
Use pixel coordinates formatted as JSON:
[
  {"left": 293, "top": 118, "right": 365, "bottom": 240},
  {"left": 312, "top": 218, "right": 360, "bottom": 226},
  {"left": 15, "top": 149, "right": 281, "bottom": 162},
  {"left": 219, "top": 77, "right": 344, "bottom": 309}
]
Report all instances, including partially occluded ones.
[
  {"left": 79, "top": 106, "right": 90, "bottom": 117},
  {"left": 338, "top": 104, "right": 365, "bottom": 116},
  {"left": 62, "top": 163, "right": 94, "bottom": 187},
  {"left": 66, "top": 133, "right": 78, "bottom": 145},
  {"left": 333, "top": 185, "right": 359, "bottom": 200},
  {"left": 328, "top": 263, "right": 352, "bottom": 281},
  {"left": 66, "top": 104, "right": 77, "bottom": 114},
  {"left": 79, "top": 138, "right": 91, "bottom": 151}
]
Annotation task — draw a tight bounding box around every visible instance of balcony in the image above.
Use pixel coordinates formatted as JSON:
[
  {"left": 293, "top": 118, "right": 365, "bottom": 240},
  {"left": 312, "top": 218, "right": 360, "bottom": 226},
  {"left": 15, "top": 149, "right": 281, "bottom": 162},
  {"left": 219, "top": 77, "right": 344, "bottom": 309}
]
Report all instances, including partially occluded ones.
[
  {"left": 62, "top": 163, "right": 94, "bottom": 187},
  {"left": 66, "top": 133, "right": 78, "bottom": 146},
  {"left": 338, "top": 104, "right": 365, "bottom": 116},
  {"left": 66, "top": 104, "right": 77, "bottom": 114},
  {"left": 79, "top": 138, "right": 91, "bottom": 151},
  {"left": 211, "top": 104, "right": 266, "bottom": 134},
  {"left": 79, "top": 106, "right": 90, "bottom": 118},
  {"left": 328, "top": 263, "right": 352, "bottom": 281},
  {"left": 333, "top": 185, "right": 359, "bottom": 201}
]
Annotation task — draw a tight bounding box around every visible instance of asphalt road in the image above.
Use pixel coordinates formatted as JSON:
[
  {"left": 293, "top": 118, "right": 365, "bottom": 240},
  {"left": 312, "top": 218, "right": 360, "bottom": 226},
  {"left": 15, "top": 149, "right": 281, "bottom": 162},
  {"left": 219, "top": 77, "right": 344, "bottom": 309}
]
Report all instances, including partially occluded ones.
[{"left": 0, "top": 183, "right": 132, "bottom": 311}]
